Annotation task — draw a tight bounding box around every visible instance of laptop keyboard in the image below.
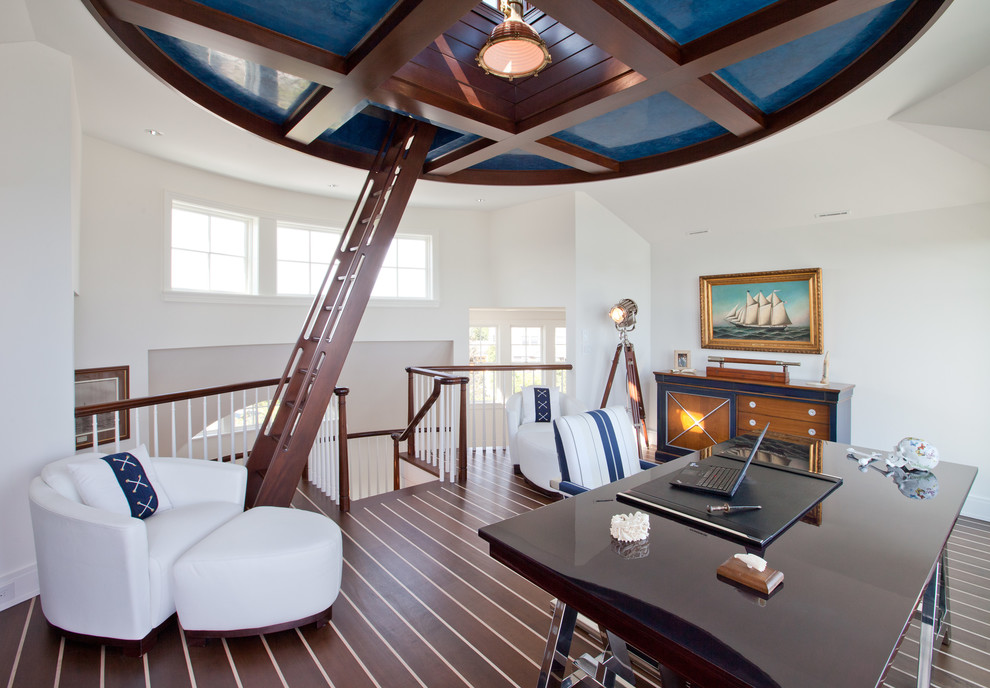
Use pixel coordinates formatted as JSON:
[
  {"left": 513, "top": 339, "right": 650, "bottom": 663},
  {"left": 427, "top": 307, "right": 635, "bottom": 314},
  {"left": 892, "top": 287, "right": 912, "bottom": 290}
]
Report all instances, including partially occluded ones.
[{"left": 698, "top": 466, "right": 740, "bottom": 492}]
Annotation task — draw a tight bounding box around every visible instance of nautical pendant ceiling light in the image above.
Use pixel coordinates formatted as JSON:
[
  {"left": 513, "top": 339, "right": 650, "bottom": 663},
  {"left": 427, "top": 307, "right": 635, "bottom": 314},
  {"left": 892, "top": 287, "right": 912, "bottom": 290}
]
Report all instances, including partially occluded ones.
[{"left": 477, "top": 0, "right": 551, "bottom": 80}]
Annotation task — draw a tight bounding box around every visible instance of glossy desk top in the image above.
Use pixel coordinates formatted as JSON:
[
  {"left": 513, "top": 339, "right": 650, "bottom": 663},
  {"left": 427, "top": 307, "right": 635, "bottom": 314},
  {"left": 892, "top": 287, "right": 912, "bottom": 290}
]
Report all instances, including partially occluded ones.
[{"left": 479, "top": 441, "right": 977, "bottom": 688}]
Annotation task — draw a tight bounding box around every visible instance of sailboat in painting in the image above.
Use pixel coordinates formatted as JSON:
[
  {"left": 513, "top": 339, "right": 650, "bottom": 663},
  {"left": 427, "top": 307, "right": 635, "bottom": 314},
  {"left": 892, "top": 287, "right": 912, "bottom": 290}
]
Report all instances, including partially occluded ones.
[{"left": 725, "top": 290, "right": 792, "bottom": 329}]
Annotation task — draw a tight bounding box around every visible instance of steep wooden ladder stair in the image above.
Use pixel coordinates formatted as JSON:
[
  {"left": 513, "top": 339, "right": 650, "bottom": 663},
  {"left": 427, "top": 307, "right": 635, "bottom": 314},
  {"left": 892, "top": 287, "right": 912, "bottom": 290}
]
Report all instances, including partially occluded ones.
[{"left": 245, "top": 117, "right": 436, "bottom": 508}]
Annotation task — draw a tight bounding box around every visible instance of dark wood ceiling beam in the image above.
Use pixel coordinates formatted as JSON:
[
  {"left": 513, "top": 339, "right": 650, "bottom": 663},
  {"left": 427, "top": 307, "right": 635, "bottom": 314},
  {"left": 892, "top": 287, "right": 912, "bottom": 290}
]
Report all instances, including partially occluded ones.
[
  {"left": 374, "top": 78, "right": 516, "bottom": 142},
  {"left": 285, "top": 0, "right": 481, "bottom": 144},
  {"left": 430, "top": 0, "right": 896, "bottom": 175},
  {"left": 536, "top": 0, "right": 766, "bottom": 136},
  {"left": 668, "top": 79, "right": 765, "bottom": 136},
  {"left": 423, "top": 138, "right": 497, "bottom": 174},
  {"left": 430, "top": 70, "right": 649, "bottom": 175},
  {"left": 100, "top": 0, "right": 347, "bottom": 87},
  {"left": 684, "top": 0, "right": 897, "bottom": 69},
  {"left": 535, "top": 0, "right": 682, "bottom": 68},
  {"left": 528, "top": 137, "right": 620, "bottom": 173}
]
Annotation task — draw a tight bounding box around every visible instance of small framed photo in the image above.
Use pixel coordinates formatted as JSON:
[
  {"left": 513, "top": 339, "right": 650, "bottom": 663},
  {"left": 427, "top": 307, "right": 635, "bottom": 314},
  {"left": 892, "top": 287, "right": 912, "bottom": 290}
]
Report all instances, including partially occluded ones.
[{"left": 674, "top": 350, "right": 691, "bottom": 371}]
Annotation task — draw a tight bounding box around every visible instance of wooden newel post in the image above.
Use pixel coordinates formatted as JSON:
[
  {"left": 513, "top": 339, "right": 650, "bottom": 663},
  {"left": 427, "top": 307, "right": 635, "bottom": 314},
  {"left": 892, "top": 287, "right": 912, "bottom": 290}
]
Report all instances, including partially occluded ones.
[
  {"left": 392, "top": 433, "right": 401, "bottom": 491},
  {"left": 335, "top": 388, "right": 350, "bottom": 513},
  {"left": 457, "top": 377, "right": 468, "bottom": 484},
  {"left": 406, "top": 368, "right": 416, "bottom": 458}
]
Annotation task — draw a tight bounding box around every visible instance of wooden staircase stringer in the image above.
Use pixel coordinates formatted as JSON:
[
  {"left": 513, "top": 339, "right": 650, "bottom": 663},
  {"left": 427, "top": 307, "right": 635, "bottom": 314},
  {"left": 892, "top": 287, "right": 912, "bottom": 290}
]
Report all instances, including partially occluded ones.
[{"left": 245, "top": 117, "right": 437, "bottom": 508}]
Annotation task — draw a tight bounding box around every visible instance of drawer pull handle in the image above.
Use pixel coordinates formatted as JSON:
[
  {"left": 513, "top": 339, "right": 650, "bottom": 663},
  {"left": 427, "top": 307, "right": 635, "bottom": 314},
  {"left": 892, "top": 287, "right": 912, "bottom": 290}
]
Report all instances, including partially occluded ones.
[
  {"left": 749, "top": 419, "right": 756, "bottom": 426},
  {"left": 808, "top": 409, "right": 816, "bottom": 417},
  {"left": 749, "top": 401, "right": 756, "bottom": 408},
  {"left": 808, "top": 429, "right": 817, "bottom": 436}
]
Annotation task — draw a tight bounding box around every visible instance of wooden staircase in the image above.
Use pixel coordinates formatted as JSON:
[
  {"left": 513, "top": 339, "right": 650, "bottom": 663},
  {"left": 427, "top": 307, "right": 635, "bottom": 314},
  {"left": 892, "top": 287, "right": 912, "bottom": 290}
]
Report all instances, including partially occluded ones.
[{"left": 245, "top": 117, "right": 436, "bottom": 508}]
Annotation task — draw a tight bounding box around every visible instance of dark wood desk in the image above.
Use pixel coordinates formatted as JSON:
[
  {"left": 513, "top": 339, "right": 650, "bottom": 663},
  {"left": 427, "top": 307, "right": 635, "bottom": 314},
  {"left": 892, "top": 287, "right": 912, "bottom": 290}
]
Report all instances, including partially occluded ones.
[{"left": 479, "top": 441, "right": 976, "bottom": 688}]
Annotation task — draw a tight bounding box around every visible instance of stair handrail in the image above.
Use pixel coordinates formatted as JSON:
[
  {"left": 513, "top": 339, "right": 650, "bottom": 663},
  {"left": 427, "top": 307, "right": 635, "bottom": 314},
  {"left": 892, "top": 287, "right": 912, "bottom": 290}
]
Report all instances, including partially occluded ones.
[
  {"left": 394, "top": 367, "right": 470, "bottom": 485},
  {"left": 74, "top": 377, "right": 281, "bottom": 418}
]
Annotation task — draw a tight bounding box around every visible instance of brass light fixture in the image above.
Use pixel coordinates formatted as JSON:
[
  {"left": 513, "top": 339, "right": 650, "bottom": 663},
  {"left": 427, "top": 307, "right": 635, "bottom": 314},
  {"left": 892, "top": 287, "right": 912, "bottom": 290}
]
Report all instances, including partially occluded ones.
[{"left": 477, "top": 1, "right": 551, "bottom": 80}]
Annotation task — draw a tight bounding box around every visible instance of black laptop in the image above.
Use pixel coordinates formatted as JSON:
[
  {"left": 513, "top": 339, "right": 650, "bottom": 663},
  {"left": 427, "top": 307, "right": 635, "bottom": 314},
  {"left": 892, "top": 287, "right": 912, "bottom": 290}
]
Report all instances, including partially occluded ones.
[{"left": 668, "top": 423, "right": 769, "bottom": 498}]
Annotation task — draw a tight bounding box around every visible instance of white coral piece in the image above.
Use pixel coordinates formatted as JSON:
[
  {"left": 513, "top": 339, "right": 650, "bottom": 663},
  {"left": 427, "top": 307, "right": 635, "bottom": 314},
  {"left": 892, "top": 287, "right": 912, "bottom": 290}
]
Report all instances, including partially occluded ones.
[{"left": 610, "top": 512, "right": 650, "bottom": 542}]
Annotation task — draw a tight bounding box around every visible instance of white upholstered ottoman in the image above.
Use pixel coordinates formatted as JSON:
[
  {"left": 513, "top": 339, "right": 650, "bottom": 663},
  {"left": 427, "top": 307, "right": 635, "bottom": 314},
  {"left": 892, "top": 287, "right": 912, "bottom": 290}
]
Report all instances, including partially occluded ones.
[{"left": 172, "top": 506, "right": 342, "bottom": 643}]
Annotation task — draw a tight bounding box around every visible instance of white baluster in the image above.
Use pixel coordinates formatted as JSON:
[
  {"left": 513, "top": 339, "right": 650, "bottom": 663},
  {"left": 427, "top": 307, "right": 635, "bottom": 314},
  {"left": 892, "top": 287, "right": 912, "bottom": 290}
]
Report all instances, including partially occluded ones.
[
  {"left": 169, "top": 402, "right": 177, "bottom": 458},
  {"left": 202, "top": 400, "right": 208, "bottom": 460},
  {"left": 186, "top": 399, "right": 192, "bottom": 460},
  {"left": 216, "top": 395, "right": 222, "bottom": 461},
  {"left": 152, "top": 405, "right": 160, "bottom": 457}
]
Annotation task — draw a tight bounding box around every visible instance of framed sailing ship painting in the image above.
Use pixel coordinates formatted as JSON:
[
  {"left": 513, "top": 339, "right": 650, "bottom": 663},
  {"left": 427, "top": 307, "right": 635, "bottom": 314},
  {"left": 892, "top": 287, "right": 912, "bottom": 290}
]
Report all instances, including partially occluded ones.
[{"left": 700, "top": 268, "right": 823, "bottom": 354}]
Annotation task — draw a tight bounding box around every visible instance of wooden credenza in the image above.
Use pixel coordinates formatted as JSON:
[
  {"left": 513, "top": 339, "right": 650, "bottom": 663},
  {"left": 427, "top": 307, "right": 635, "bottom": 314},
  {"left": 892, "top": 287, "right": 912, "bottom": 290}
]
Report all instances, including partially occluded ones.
[{"left": 654, "top": 372, "right": 854, "bottom": 461}]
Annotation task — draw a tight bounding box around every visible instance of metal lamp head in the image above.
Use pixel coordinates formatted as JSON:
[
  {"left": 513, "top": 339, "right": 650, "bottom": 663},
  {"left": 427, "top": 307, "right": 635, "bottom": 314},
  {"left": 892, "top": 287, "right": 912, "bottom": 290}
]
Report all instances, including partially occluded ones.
[
  {"left": 477, "top": 0, "right": 551, "bottom": 80},
  {"left": 609, "top": 299, "right": 638, "bottom": 333}
]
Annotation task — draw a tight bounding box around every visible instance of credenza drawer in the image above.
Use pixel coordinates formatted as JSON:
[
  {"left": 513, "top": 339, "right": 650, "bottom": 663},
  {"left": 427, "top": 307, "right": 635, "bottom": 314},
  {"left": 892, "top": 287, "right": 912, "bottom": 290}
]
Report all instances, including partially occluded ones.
[
  {"left": 737, "top": 395, "right": 830, "bottom": 437},
  {"left": 737, "top": 410, "right": 829, "bottom": 438}
]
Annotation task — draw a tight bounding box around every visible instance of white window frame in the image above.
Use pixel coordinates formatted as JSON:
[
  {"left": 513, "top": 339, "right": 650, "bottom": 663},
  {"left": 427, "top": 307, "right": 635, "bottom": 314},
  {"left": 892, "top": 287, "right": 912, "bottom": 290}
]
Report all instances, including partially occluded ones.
[
  {"left": 166, "top": 199, "right": 258, "bottom": 297},
  {"left": 275, "top": 221, "right": 342, "bottom": 296},
  {"left": 163, "top": 194, "right": 437, "bottom": 306},
  {"left": 368, "top": 233, "right": 435, "bottom": 304}
]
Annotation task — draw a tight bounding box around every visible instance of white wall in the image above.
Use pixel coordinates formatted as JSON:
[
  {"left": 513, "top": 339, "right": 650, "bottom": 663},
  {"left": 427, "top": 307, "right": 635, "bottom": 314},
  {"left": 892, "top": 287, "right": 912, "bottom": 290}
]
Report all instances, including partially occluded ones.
[
  {"left": 0, "top": 41, "right": 79, "bottom": 606},
  {"left": 75, "top": 138, "right": 491, "bottom": 394},
  {"left": 574, "top": 193, "right": 652, "bottom": 417},
  {"left": 650, "top": 203, "right": 990, "bottom": 517}
]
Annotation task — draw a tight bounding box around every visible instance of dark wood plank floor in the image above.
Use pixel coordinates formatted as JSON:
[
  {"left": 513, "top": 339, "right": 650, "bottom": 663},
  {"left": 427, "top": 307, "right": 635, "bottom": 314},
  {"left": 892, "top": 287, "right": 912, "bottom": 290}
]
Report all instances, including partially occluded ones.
[{"left": 3, "top": 452, "right": 989, "bottom": 687}]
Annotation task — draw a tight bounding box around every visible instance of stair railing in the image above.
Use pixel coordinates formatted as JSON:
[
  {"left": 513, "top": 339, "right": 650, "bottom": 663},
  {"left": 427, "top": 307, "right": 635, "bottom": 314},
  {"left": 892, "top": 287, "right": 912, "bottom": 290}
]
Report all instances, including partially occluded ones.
[
  {"left": 74, "top": 379, "right": 353, "bottom": 509},
  {"left": 397, "top": 367, "right": 470, "bottom": 485},
  {"left": 419, "top": 364, "right": 573, "bottom": 456}
]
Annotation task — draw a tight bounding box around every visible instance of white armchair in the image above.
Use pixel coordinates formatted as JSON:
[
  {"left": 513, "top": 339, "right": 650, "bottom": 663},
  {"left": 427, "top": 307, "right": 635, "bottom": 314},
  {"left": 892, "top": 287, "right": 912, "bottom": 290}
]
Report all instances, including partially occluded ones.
[
  {"left": 506, "top": 386, "right": 588, "bottom": 492},
  {"left": 28, "top": 452, "right": 247, "bottom": 655}
]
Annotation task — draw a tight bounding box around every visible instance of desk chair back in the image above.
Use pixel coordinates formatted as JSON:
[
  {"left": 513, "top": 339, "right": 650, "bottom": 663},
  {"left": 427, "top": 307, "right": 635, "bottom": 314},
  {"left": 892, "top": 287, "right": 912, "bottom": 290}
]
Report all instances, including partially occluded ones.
[{"left": 553, "top": 407, "right": 650, "bottom": 496}]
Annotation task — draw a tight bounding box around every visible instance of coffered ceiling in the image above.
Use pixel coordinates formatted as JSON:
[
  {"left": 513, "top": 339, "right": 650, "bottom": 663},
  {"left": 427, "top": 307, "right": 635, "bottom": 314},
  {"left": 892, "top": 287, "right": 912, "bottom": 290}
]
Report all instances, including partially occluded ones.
[{"left": 80, "top": 0, "right": 952, "bottom": 185}]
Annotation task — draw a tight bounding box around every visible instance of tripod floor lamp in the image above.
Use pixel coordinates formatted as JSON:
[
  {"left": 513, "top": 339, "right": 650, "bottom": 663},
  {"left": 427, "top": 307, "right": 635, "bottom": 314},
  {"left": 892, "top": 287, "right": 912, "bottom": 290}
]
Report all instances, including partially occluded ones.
[{"left": 601, "top": 299, "right": 649, "bottom": 457}]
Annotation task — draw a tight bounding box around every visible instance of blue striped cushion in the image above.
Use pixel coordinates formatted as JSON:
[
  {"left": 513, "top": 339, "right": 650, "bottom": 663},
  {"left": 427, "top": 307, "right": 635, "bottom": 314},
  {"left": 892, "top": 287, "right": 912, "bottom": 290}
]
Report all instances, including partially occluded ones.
[{"left": 553, "top": 408, "right": 643, "bottom": 492}]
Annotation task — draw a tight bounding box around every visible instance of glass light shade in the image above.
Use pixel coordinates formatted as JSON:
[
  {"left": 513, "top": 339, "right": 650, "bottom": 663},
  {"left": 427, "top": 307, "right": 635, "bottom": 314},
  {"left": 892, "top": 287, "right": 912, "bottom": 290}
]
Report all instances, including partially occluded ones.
[
  {"left": 609, "top": 299, "right": 638, "bottom": 330},
  {"left": 477, "top": 13, "right": 551, "bottom": 79}
]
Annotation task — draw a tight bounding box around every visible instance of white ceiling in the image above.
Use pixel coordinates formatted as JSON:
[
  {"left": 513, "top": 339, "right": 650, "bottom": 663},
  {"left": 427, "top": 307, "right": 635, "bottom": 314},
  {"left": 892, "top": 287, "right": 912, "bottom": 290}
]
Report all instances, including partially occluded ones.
[{"left": 16, "top": 0, "right": 990, "bottom": 243}]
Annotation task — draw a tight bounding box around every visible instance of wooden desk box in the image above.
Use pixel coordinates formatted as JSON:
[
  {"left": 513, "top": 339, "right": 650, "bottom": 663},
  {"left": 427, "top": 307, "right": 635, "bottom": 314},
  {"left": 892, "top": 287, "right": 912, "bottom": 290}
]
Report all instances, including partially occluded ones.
[{"left": 655, "top": 372, "right": 853, "bottom": 461}]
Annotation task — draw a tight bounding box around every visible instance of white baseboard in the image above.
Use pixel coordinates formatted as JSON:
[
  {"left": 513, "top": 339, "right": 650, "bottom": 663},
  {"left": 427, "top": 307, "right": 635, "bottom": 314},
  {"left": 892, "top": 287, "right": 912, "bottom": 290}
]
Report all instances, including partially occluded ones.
[
  {"left": 0, "top": 564, "right": 39, "bottom": 613},
  {"left": 961, "top": 493, "right": 990, "bottom": 523}
]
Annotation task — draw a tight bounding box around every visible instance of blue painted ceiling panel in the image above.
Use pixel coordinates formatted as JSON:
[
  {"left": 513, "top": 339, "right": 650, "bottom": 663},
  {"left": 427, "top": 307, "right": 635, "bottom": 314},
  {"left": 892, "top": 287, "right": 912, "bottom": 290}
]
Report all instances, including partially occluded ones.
[
  {"left": 144, "top": 30, "right": 319, "bottom": 124},
  {"left": 716, "top": 0, "right": 912, "bottom": 113},
  {"left": 192, "top": 0, "right": 401, "bottom": 55},
  {"left": 469, "top": 150, "right": 573, "bottom": 171},
  {"left": 553, "top": 92, "right": 729, "bottom": 161},
  {"left": 626, "top": 0, "right": 778, "bottom": 44}
]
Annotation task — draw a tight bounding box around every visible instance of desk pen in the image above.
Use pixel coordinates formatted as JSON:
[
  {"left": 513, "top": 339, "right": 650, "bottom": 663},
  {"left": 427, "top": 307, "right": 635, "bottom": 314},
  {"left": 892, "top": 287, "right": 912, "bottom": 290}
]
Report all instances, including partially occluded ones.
[{"left": 707, "top": 503, "right": 762, "bottom": 514}]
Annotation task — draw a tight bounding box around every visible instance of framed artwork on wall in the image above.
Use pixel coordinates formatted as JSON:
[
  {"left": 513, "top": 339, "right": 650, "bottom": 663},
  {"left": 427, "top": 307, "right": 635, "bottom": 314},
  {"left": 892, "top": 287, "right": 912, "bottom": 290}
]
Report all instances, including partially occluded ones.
[
  {"left": 700, "top": 268, "right": 823, "bottom": 354},
  {"left": 75, "top": 366, "right": 130, "bottom": 450}
]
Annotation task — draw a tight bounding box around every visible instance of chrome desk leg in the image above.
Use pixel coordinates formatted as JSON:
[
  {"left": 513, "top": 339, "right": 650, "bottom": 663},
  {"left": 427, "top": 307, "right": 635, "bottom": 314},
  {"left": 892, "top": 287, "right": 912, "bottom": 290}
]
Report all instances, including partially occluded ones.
[
  {"left": 539, "top": 600, "right": 578, "bottom": 688},
  {"left": 937, "top": 548, "right": 951, "bottom": 648},
  {"left": 917, "top": 556, "right": 941, "bottom": 688}
]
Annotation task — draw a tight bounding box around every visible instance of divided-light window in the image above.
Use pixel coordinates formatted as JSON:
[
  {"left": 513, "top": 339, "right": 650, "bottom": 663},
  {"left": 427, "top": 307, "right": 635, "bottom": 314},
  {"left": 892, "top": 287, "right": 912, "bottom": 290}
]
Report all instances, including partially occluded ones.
[
  {"left": 170, "top": 203, "right": 255, "bottom": 293},
  {"left": 276, "top": 223, "right": 341, "bottom": 295},
  {"left": 371, "top": 235, "right": 431, "bottom": 299}
]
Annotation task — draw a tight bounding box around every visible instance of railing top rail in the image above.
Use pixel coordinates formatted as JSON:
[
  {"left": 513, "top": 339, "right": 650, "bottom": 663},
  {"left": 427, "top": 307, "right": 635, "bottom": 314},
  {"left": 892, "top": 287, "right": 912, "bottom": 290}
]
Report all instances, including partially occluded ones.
[
  {"left": 405, "top": 366, "right": 470, "bottom": 383},
  {"left": 421, "top": 364, "right": 573, "bottom": 372},
  {"left": 76, "top": 378, "right": 350, "bottom": 418}
]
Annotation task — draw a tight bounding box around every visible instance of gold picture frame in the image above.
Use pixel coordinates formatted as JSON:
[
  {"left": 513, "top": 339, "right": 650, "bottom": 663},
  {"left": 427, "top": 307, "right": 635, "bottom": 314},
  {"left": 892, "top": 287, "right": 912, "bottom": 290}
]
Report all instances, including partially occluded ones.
[{"left": 700, "top": 268, "right": 823, "bottom": 354}]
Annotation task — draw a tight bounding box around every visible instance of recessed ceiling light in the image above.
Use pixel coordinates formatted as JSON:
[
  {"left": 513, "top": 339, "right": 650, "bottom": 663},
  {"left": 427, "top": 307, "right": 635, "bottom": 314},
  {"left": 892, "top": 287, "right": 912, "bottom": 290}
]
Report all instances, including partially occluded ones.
[
  {"left": 814, "top": 210, "right": 850, "bottom": 218},
  {"left": 145, "top": 129, "right": 164, "bottom": 136},
  {"left": 476, "top": 198, "right": 486, "bottom": 203},
  {"left": 327, "top": 183, "right": 337, "bottom": 189}
]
